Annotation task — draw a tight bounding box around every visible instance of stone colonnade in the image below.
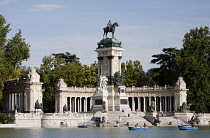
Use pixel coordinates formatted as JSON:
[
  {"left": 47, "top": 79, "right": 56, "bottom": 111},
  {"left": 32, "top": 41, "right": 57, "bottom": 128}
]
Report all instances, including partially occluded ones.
[
  {"left": 128, "top": 96, "right": 174, "bottom": 112},
  {"left": 3, "top": 68, "right": 43, "bottom": 113},
  {"left": 3, "top": 90, "right": 25, "bottom": 112},
  {"left": 55, "top": 96, "right": 92, "bottom": 113}
]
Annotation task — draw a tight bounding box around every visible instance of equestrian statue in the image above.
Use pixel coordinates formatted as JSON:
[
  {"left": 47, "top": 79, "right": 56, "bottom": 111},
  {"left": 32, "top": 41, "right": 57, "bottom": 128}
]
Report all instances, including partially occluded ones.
[{"left": 103, "top": 20, "right": 119, "bottom": 39}]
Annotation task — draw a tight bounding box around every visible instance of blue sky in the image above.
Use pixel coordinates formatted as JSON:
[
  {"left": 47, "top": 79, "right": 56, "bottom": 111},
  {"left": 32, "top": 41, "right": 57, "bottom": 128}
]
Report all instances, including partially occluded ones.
[{"left": 1, "top": 0, "right": 210, "bottom": 71}]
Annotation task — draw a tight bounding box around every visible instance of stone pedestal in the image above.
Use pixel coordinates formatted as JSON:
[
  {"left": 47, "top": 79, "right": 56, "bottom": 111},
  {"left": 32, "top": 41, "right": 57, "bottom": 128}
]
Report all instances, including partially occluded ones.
[
  {"left": 112, "top": 86, "right": 130, "bottom": 112},
  {"left": 174, "top": 112, "right": 194, "bottom": 122},
  {"left": 92, "top": 88, "right": 108, "bottom": 113}
]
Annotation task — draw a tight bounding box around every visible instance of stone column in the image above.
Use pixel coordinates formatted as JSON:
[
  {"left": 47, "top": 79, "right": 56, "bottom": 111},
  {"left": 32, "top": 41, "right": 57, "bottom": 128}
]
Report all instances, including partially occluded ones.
[
  {"left": 60, "top": 96, "right": 62, "bottom": 113},
  {"left": 118, "top": 56, "right": 122, "bottom": 72},
  {"left": 132, "top": 97, "right": 135, "bottom": 111},
  {"left": 170, "top": 96, "right": 172, "bottom": 112},
  {"left": 149, "top": 97, "right": 151, "bottom": 106},
  {"left": 24, "top": 92, "right": 27, "bottom": 112},
  {"left": 143, "top": 97, "right": 146, "bottom": 112},
  {"left": 11, "top": 93, "right": 14, "bottom": 111},
  {"left": 79, "top": 97, "right": 82, "bottom": 112},
  {"left": 90, "top": 98, "right": 92, "bottom": 110},
  {"left": 159, "top": 96, "right": 162, "bottom": 112},
  {"left": 108, "top": 56, "right": 114, "bottom": 85},
  {"left": 138, "top": 97, "right": 140, "bottom": 111},
  {"left": 154, "top": 96, "right": 157, "bottom": 112},
  {"left": 97, "top": 57, "right": 104, "bottom": 76},
  {"left": 74, "top": 97, "right": 77, "bottom": 113},
  {"left": 85, "top": 97, "right": 87, "bottom": 112}
]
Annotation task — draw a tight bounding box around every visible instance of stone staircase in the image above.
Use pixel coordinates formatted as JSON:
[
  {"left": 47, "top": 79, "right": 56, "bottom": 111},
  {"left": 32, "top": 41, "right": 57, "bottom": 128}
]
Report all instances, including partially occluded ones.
[
  {"left": 84, "top": 111, "right": 184, "bottom": 127},
  {"left": 157, "top": 116, "right": 184, "bottom": 126},
  {"left": 106, "top": 111, "right": 152, "bottom": 127}
]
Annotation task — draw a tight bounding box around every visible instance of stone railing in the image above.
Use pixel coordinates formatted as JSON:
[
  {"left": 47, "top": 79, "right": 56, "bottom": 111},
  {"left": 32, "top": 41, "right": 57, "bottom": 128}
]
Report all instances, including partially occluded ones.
[
  {"left": 6, "top": 113, "right": 42, "bottom": 118},
  {"left": 126, "top": 86, "right": 175, "bottom": 92},
  {"left": 58, "top": 86, "right": 95, "bottom": 92},
  {"left": 43, "top": 113, "right": 93, "bottom": 118},
  {"left": 197, "top": 113, "right": 210, "bottom": 117}
]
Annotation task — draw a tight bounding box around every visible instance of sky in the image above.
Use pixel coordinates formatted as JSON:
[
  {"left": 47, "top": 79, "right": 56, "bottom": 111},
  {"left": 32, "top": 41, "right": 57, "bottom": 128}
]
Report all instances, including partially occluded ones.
[{"left": 0, "top": 0, "right": 210, "bottom": 71}]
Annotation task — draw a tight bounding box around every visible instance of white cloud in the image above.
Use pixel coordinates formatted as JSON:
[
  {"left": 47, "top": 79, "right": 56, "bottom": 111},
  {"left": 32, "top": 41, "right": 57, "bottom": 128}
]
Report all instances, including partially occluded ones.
[
  {"left": 0, "top": 0, "right": 17, "bottom": 6},
  {"left": 30, "top": 4, "right": 64, "bottom": 12}
]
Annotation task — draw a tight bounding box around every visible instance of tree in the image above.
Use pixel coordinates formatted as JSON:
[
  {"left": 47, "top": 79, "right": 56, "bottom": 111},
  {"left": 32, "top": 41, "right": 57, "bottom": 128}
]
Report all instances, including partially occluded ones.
[
  {"left": 151, "top": 48, "right": 179, "bottom": 86},
  {"left": 4, "top": 30, "right": 30, "bottom": 68},
  {"left": 52, "top": 52, "right": 80, "bottom": 65},
  {"left": 39, "top": 53, "right": 90, "bottom": 112},
  {"left": 0, "top": 15, "right": 30, "bottom": 111},
  {"left": 121, "top": 60, "right": 145, "bottom": 87},
  {"left": 83, "top": 62, "right": 98, "bottom": 87},
  {"left": 175, "top": 26, "right": 210, "bottom": 112}
]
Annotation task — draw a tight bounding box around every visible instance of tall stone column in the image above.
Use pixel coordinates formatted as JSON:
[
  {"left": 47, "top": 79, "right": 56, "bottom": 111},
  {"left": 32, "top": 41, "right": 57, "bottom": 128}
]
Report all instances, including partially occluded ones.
[
  {"left": 69, "top": 97, "right": 71, "bottom": 112},
  {"left": 74, "top": 97, "right": 76, "bottom": 113},
  {"left": 159, "top": 96, "right": 162, "bottom": 112},
  {"left": 118, "top": 56, "right": 122, "bottom": 72},
  {"left": 170, "top": 96, "right": 172, "bottom": 112},
  {"left": 60, "top": 96, "right": 62, "bottom": 113},
  {"left": 79, "top": 97, "right": 82, "bottom": 112},
  {"left": 132, "top": 97, "right": 135, "bottom": 111},
  {"left": 143, "top": 97, "right": 146, "bottom": 112},
  {"left": 138, "top": 97, "right": 140, "bottom": 111},
  {"left": 165, "top": 96, "right": 167, "bottom": 112},
  {"left": 97, "top": 57, "right": 104, "bottom": 76},
  {"left": 90, "top": 98, "right": 92, "bottom": 109},
  {"left": 154, "top": 96, "right": 157, "bottom": 112},
  {"left": 149, "top": 97, "right": 151, "bottom": 106},
  {"left": 108, "top": 56, "right": 114, "bottom": 85},
  {"left": 85, "top": 97, "right": 87, "bottom": 112},
  {"left": 12, "top": 93, "right": 14, "bottom": 111}
]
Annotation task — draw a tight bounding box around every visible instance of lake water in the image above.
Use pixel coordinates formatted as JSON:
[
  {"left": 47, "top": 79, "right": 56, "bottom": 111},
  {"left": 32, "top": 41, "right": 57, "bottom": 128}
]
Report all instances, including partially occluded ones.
[{"left": 0, "top": 126, "right": 210, "bottom": 138}]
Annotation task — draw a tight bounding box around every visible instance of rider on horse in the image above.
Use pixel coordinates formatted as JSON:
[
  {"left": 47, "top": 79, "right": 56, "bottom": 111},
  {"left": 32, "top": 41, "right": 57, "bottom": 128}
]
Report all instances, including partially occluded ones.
[{"left": 106, "top": 20, "right": 112, "bottom": 32}]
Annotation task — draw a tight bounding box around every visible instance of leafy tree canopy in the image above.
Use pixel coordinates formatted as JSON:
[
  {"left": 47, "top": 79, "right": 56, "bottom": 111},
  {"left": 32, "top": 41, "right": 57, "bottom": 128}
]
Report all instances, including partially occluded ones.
[
  {"left": 151, "top": 48, "right": 179, "bottom": 86},
  {"left": 176, "top": 26, "right": 210, "bottom": 112}
]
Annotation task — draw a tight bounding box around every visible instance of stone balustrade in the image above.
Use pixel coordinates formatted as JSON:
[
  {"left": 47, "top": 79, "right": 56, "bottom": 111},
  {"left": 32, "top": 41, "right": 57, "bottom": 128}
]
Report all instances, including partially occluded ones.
[
  {"left": 59, "top": 86, "right": 95, "bottom": 92},
  {"left": 126, "top": 86, "right": 176, "bottom": 92},
  {"left": 43, "top": 113, "right": 93, "bottom": 118}
]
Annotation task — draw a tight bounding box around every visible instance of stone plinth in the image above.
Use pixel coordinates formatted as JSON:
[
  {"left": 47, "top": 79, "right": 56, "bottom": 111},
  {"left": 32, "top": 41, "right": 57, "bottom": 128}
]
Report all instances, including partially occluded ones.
[
  {"left": 92, "top": 89, "right": 108, "bottom": 113},
  {"left": 111, "top": 86, "right": 130, "bottom": 112},
  {"left": 174, "top": 112, "right": 194, "bottom": 122}
]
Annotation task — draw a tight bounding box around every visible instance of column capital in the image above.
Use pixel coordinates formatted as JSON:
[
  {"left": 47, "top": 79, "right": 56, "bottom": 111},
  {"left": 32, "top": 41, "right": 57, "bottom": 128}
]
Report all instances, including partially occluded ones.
[
  {"left": 107, "top": 56, "right": 114, "bottom": 59},
  {"left": 97, "top": 57, "right": 104, "bottom": 60},
  {"left": 118, "top": 56, "right": 122, "bottom": 60}
]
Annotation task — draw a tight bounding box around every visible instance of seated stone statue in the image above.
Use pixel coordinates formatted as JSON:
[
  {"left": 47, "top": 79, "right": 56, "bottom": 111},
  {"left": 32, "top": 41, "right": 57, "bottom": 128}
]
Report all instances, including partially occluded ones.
[
  {"left": 148, "top": 101, "right": 155, "bottom": 112},
  {"left": 177, "top": 102, "right": 191, "bottom": 112}
]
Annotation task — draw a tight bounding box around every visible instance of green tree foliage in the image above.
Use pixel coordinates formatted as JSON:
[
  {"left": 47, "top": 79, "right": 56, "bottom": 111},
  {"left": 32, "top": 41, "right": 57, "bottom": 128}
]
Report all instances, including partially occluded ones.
[
  {"left": 39, "top": 53, "right": 98, "bottom": 112},
  {"left": 83, "top": 62, "right": 98, "bottom": 87},
  {"left": 151, "top": 48, "right": 179, "bottom": 86},
  {"left": 144, "top": 68, "right": 159, "bottom": 86},
  {"left": 52, "top": 52, "right": 80, "bottom": 65},
  {"left": 175, "top": 26, "right": 210, "bottom": 112},
  {"left": 121, "top": 60, "right": 146, "bottom": 87},
  {"left": 0, "top": 15, "right": 30, "bottom": 111},
  {"left": 5, "top": 30, "right": 30, "bottom": 68}
]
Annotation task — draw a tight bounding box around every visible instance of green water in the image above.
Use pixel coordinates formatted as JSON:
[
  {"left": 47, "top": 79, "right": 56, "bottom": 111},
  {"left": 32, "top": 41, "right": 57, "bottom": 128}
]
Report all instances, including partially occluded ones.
[{"left": 0, "top": 126, "right": 210, "bottom": 138}]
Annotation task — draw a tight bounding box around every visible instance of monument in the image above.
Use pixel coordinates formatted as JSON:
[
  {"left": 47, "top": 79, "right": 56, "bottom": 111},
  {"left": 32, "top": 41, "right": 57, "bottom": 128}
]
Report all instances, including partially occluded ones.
[{"left": 92, "top": 20, "right": 130, "bottom": 112}]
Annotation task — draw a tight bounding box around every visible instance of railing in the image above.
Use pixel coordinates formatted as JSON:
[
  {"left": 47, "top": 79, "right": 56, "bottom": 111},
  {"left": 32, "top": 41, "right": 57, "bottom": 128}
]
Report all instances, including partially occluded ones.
[
  {"left": 43, "top": 113, "right": 93, "bottom": 118},
  {"left": 197, "top": 113, "right": 210, "bottom": 117},
  {"left": 58, "top": 86, "right": 95, "bottom": 92},
  {"left": 126, "top": 86, "right": 176, "bottom": 92}
]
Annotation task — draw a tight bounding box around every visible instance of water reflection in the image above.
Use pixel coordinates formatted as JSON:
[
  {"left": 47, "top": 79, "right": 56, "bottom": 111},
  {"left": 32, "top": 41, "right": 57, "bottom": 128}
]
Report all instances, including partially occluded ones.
[{"left": 0, "top": 126, "right": 210, "bottom": 138}]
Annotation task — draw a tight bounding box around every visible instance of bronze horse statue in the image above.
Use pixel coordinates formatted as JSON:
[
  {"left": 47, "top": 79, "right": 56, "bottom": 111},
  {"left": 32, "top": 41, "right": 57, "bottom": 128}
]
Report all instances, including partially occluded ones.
[{"left": 103, "top": 22, "right": 119, "bottom": 38}]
